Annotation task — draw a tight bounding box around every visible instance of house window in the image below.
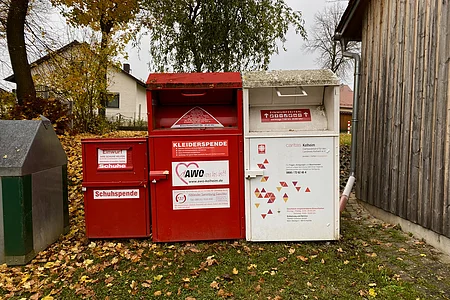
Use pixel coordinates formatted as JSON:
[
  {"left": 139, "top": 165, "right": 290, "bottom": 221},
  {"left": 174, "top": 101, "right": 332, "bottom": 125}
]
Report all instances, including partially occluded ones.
[{"left": 107, "top": 93, "right": 119, "bottom": 108}]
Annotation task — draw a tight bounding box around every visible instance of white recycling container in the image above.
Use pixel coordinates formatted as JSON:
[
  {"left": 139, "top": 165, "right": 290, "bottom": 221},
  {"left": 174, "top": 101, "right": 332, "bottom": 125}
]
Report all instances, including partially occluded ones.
[{"left": 242, "top": 70, "right": 340, "bottom": 241}]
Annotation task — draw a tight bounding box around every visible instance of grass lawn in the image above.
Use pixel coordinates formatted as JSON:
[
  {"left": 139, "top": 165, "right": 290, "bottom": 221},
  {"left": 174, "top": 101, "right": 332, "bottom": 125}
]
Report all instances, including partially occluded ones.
[{"left": 0, "top": 131, "right": 449, "bottom": 300}]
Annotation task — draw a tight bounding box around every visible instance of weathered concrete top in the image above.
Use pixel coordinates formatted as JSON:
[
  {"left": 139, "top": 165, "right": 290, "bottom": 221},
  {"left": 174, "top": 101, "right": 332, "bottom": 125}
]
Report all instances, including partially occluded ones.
[
  {"left": 242, "top": 69, "right": 340, "bottom": 88},
  {"left": 0, "top": 120, "right": 67, "bottom": 176}
]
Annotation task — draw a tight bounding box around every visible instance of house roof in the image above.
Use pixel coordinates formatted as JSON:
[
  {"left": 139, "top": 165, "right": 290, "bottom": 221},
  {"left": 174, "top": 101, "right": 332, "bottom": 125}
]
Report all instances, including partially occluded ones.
[
  {"left": 340, "top": 84, "right": 353, "bottom": 109},
  {"left": 335, "top": 0, "right": 367, "bottom": 42},
  {"left": 4, "top": 40, "right": 146, "bottom": 87}
]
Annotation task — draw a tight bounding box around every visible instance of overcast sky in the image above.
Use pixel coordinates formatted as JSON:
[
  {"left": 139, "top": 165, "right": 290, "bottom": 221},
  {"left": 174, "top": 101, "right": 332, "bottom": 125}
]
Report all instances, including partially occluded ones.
[{"left": 1, "top": 0, "right": 352, "bottom": 90}]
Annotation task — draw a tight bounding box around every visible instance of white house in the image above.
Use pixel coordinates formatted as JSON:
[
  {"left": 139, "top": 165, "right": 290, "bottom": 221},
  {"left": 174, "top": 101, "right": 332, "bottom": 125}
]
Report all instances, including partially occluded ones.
[{"left": 3, "top": 41, "right": 147, "bottom": 121}]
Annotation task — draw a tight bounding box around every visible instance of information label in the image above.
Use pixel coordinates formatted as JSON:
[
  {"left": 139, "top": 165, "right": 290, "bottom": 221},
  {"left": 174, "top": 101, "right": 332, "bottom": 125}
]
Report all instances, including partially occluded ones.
[
  {"left": 172, "top": 160, "right": 229, "bottom": 186},
  {"left": 172, "top": 140, "right": 228, "bottom": 158},
  {"left": 173, "top": 188, "right": 230, "bottom": 210},
  {"left": 260, "top": 109, "right": 311, "bottom": 122},
  {"left": 98, "top": 149, "right": 127, "bottom": 169},
  {"left": 93, "top": 189, "right": 139, "bottom": 199}
]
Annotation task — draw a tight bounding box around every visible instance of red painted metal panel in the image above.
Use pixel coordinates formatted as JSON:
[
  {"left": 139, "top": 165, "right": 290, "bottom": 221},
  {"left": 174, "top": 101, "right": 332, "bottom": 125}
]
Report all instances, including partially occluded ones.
[
  {"left": 84, "top": 186, "right": 150, "bottom": 238},
  {"left": 147, "top": 73, "right": 244, "bottom": 242},
  {"left": 149, "top": 134, "right": 245, "bottom": 242},
  {"left": 82, "top": 138, "right": 148, "bottom": 183},
  {"left": 147, "top": 72, "right": 242, "bottom": 89},
  {"left": 82, "top": 138, "right": 150, "bottom": 238}
]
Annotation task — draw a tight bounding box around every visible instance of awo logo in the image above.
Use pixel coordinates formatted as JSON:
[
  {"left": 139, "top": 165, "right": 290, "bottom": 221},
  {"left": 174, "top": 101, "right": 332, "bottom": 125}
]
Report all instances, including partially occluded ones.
[
  {"left": 175, "top": 162, "right": 205, "bottom": 185},
  {"left": 171, "top": 160, "right": 230, "bottom": 187}
]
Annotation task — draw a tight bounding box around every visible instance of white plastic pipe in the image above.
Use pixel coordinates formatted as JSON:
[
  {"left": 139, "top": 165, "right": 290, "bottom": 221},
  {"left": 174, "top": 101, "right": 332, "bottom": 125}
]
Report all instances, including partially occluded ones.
[{"left": 339, "top": 175, "right": 355, "bottom": 212}]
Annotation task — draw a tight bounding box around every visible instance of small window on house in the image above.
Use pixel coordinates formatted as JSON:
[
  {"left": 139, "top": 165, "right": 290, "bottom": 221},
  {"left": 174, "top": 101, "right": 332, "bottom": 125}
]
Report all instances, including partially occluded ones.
[{"left": 107, "top": 93, "right": 119, "bottom": 108}]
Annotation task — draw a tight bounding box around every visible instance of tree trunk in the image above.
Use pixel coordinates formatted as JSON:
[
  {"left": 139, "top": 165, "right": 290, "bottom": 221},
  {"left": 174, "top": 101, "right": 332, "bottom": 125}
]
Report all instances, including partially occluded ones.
[
  {"left": 98, "top": 15, "right": 113, "bottom": 118},
  {"left": 7, "top": 0, "right": 36, "bottom": 106}
]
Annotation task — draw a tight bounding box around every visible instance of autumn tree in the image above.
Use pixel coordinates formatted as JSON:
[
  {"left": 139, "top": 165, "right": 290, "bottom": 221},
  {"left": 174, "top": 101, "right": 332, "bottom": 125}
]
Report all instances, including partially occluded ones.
[
  {"left": 141, "top": 0, "right": 306, "bottom": 72},
  {"left": 52, "top": 0, "right": 140, "bottom": 116},
  {"left": 31, "top": 41, "right": 112, "bottom": 132},
  {"left": 303, "top": 3, "right": 359, "bottom": 80}
]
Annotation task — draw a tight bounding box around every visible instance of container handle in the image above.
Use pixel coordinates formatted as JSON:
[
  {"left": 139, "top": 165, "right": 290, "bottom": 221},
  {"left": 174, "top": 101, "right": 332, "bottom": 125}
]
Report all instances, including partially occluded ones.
[
  {"left": 275, "top": 87, "right": 307, "bottom": 97},
  {"left": 181, "top": 92, "right": 207, "bottom": 97}
]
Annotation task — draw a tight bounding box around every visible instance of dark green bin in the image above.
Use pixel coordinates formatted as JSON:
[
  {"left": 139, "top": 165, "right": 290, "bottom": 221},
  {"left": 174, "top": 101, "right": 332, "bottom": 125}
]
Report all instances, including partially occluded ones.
[{"left": 0, "top": 119, "right": 69, "bottom": 265}]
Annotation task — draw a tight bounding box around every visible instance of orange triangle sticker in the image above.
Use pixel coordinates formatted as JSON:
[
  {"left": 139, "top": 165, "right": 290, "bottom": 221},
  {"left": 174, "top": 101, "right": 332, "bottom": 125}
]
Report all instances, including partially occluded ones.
[
  {"left": 171, "top": 106, "right": 224, "bottom": 128},
  {"left": 261, "top": 177, "right": 267, "bottom": 182},
  {"left": 276, "top": 187, "right": 282, "bottom": 192},
  {"left": 283, "top": 198, "right": 288, "bottom": 203},
  {"left": 264, "top": 159, "right": 269, "bottom": 164},
  {"left": 255, "top": 203, "right": 260, "bottom": 208},
  {"left": 305, "top": 187, "right": 311, "bottom": 193}
]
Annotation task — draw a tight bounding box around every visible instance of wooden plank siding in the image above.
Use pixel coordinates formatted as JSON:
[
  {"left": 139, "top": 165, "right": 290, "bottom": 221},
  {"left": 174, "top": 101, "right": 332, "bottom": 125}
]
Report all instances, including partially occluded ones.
[{"left": 355, "top": 0, "right": 450, "bottom": 237}]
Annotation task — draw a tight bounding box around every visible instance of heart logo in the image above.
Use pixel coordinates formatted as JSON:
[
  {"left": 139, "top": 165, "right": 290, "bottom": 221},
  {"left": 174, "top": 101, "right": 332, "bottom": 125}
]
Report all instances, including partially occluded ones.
[{"left": 175, "top": 162, "right": 200, "bottom": 185}]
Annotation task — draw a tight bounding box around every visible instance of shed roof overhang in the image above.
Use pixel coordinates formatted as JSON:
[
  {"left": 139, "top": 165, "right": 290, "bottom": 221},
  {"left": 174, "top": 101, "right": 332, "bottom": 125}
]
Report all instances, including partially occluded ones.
[{"left": 334, "top": 0, "right": 367, "bottom": 44}]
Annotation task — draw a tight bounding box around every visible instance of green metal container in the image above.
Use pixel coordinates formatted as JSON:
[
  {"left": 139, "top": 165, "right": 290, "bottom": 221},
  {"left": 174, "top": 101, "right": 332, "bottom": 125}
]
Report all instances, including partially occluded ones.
[{"left": 0, "top": 119, "right": 69, "bottom": 265}]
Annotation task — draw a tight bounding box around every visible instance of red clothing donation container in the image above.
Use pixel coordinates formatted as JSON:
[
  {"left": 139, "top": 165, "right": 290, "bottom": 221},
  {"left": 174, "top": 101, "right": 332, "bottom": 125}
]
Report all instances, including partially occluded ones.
[
  {"left": 147, "top": 72, "right": 245, "bottom": 242},
  {"left": 82, "top": 138, "right": 150, "bottom": 238}
]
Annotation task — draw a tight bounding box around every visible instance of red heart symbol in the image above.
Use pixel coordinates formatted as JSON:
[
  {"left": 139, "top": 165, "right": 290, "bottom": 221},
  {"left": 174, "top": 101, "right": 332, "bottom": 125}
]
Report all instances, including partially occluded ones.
[{"left": 175, "top": 162, "right": 200, "bottom": 185}]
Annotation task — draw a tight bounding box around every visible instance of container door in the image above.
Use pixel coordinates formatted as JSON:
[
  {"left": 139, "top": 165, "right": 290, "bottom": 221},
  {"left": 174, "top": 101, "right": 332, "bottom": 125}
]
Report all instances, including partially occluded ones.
[
  {"left": 248, "top": 136, "right": 338, "bottom": 241},
  {"left": 150, "top": 135, "right": 244, "bottom": 242}
]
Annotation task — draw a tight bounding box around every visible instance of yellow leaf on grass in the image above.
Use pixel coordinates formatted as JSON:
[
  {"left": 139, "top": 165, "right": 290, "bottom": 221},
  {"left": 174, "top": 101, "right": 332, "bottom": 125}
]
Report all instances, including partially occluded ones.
[
  {"left": 42, "top": 296, "right": 54, "bottom": 300},
  {"left": 130, "top": 280, "right": 137, "bottom": 289},
  {"left": 44, "top": 262, "right": 55, "bottom": 268},
  {"left": 154, "top": 275, "right": 163, "bottom": 281},
  {"left": 83, "top": 259, "right": 93, "bottom": 266},
  {"left": 182, "top": 277, "right": 190, "bottom": 282},
  {"left": 247, "top": 264, "right": 257, "bottom": 270},
  {"left": 154, "top": 291, "right": 162, "bottom": 296},
  {"left": 288, "top": 248, "right": 295, "bottom": 255},
  {"left": 21, "top": 274, "right": 31, "bottom": 283},
  {"left": 368, "top": 288, "right": 377, "bottom": 297},
  {"left": 232, "top": 268, "right": 239, "bottom": 275}
]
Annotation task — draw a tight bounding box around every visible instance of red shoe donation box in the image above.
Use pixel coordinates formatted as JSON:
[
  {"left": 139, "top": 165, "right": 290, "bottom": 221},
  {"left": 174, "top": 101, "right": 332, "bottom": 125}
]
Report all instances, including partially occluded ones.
[
  {"left": 147, "top": 72, "right": 245, "bottom": 242},
  {"left": 82, "top": 138, "right": 150, "bottom": 238}
]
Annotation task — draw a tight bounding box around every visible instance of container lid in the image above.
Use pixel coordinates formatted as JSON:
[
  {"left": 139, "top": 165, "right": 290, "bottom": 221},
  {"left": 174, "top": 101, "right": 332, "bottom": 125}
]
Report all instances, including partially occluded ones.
[
  {"left": 147, "top": 72, "right": 242, "bottom": 89},
  {"left": 0, "top": 120, "right": 67, "bottom": 176},
  {"left": 242, "top": 69, "right": 340, "bottom": 88}
]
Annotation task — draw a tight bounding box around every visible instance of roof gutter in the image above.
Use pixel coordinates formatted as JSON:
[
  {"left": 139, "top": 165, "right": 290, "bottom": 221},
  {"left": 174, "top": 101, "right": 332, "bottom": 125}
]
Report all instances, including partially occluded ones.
[{"left": 335, "top": 0, "right": 362, "bottom": 38}]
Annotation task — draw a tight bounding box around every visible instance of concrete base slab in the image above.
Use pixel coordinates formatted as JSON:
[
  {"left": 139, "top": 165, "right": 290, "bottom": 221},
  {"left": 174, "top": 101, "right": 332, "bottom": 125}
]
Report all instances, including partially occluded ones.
[{"left": 354, "top": 197, "right": 450, "bottom": 260}]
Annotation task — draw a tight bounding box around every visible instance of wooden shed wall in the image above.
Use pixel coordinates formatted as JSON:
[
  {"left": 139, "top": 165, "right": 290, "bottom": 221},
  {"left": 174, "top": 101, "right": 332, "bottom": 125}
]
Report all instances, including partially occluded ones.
[{"left": 356, "top": 0, "right": 450, "bottom": 237}]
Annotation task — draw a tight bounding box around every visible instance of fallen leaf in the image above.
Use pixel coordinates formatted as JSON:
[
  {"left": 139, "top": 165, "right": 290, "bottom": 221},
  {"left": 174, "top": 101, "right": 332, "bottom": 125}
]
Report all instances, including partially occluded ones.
[
  {"left": 368, "top": 283, "right": 376, "bottom": 287},
  {"left": 105, "top": 277, "right": 114, "bottom": 284},
  {"left": 182, "top": 277, "right": 190, "bottom": 282},
  {"left": 247, "top": 264, "right": 257, "bottom": 270},
  {"left": 420, "top": 253, "right": 427, "bottom": 257},
  {"left": 277, "top": 257, "right": 287, "bottom": 263},
  {"left": 368, "top": 288, "right": 377, "bottom": 297},
  {"left": 337, "top": 248, "right": 344, "bottom": 253},
  {"left": 210, "top": 281, "right": 220, "bottom": 289},
  {"left": 307, "top": 282, "right": 313, "bottom": 287},
  {"left": 130, "top": 280, "right": 137, "bottom": 290},
  {"left": 398, "top": 248, "right": 407, "bottom": 252},
  {"left": 255, "top": 284, "right": 261, "bottom": 292},
  {"left": 289, "top": 248, "right": 295, "bottom": 255},
  {"left": 154, "top": 275, "right": 163, "bottom": 281},
  {"left": 154, "top": 291, "right": 162, "bottom": 296},
  {"left": 297, "top": 256, "right": 308, "bottom": 262},
  {"left": 232, "top": 268, "right": 239, "bottom": 275},
  {"left": 42, "top": 296, "right": 54, "bottom": 300},
  {"left": 343, "top": 260, "right": 350, "bottom": 265}
]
